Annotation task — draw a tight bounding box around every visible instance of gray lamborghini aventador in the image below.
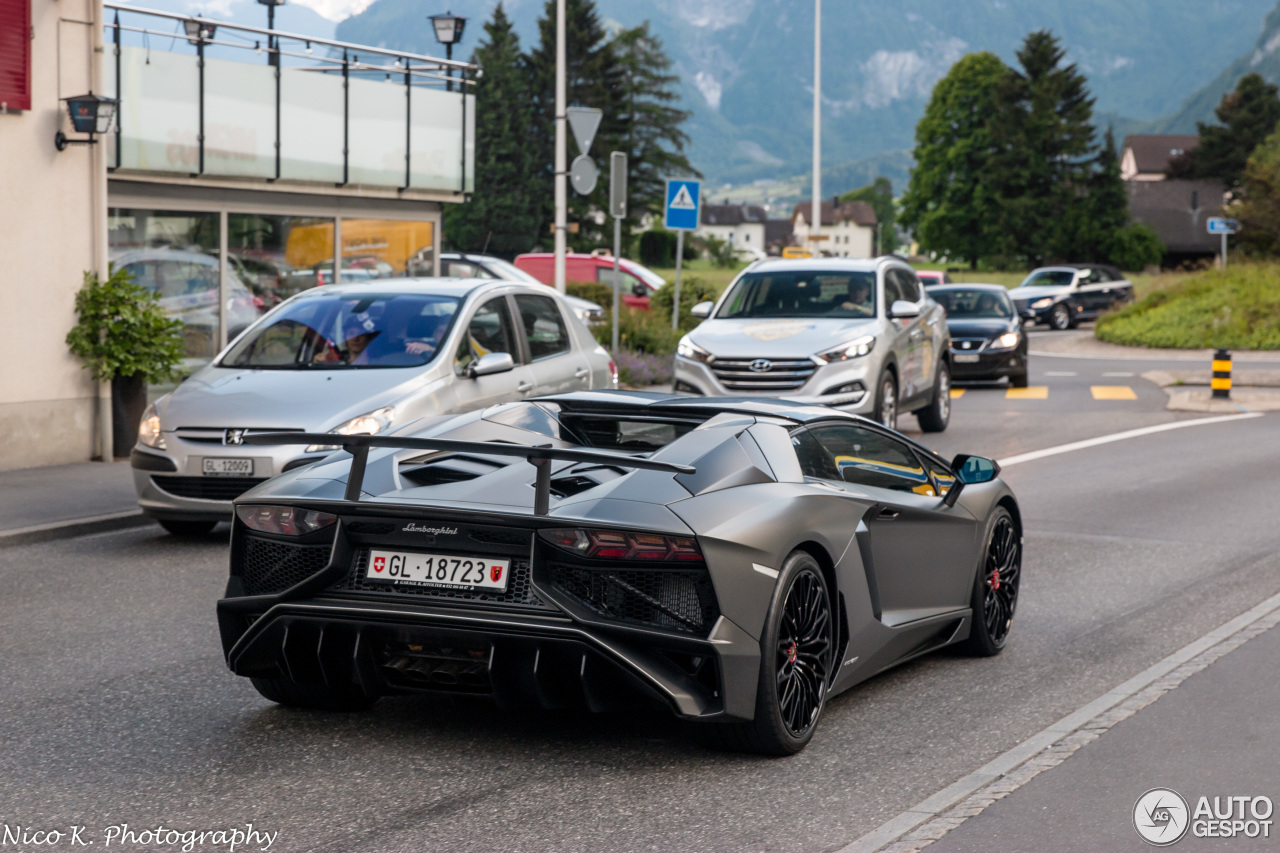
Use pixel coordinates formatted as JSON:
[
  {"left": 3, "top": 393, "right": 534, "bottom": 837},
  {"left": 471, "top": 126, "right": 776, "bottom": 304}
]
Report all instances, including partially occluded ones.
[{"left": 217, "top": 392, "right": 1021, "bottom": 755}]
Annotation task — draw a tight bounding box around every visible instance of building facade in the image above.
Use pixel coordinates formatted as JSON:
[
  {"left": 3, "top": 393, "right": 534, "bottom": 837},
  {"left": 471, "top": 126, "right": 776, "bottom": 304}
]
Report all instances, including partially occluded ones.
[
  {"left": 791, "top": 199, "right": 877, "bottom": 257},
  {"left": 0, "top": 0, "right": 474, "bottom": 470},
  {"left": 697, "top": 203, "right": 768, "bottom": 257}
]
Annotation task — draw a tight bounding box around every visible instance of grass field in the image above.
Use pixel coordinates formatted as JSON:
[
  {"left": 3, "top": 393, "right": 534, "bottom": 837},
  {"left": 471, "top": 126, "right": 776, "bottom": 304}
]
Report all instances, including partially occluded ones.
[{"left": 1095, "top": 262, "right": 1280, "bottom": 350}]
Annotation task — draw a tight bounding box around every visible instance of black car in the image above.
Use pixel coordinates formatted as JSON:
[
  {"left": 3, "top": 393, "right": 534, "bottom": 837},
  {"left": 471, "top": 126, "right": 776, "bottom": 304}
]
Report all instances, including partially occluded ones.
[
  {"left": 218, "top": 393, "right": 1021, "bottom": 755},
  {"left": 927, "top": 284, "right": 1029, "bottom": 387},
  {"left": 1009, "top": 264, "right": 1134, "bottom": 330}
]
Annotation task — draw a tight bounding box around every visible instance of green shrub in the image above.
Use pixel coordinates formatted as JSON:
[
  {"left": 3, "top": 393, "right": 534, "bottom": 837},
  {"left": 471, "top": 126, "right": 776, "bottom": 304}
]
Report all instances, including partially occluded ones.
[
  {"left": 1096, "top": 262, "right": 1280, "bottom": 349},
  {"left": 639, "top": 230, "right": 677, "bottom": 267},
  {"left": 566, "top": 280, "right": 614, "bottom": 309},
  {"left": 590, "top": 305, "right": 683, "bottom": 356},
  {"left": 65, "top": 266, "right": 186, "bottom": 382},
  {"left": 650, "top": 276, "right": 725, "bottom": 333},
  {"left": 1108, "top": 223, "right": 1165, "bottom": 271}
]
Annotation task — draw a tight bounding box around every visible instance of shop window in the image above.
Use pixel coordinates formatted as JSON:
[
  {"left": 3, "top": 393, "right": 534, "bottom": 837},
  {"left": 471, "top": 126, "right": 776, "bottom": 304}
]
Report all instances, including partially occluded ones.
[{"left": 228, "top": 214, "right": 334, "bottom": 319}]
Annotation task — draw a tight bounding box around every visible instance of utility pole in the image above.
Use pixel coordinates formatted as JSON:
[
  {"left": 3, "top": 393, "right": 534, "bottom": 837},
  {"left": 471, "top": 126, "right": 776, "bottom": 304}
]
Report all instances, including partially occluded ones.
[
  {"left": 553, "top": 0, "right": 567, "bottom": 293},
  {"left": 811, "top": 0, "right": 821, "bottom": 256}
]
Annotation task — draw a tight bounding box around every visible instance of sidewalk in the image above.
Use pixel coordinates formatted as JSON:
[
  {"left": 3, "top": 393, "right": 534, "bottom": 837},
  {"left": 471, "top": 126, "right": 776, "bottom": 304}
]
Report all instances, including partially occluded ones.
[
  {"left": 1027, "top": 328, "right": 1280, "bottom": 363},
  {"left": 0, "top": 460, "right": 149, "bottom": 544}
]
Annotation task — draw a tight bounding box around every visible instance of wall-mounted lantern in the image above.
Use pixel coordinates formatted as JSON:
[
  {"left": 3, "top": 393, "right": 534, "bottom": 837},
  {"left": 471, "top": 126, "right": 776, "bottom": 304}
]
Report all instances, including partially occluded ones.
[
  {"left": 183, "top": 19, "right": 217, "bottom": 44},
  {"left": 54, "top": 92, "right": 119, "bottom": 151}
]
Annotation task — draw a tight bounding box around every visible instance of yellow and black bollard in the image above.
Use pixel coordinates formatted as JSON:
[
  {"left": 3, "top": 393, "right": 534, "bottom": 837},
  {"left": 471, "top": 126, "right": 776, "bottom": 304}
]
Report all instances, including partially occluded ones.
[{"left": 1212, "top": 349, "right": 1232, "bottom": 399}]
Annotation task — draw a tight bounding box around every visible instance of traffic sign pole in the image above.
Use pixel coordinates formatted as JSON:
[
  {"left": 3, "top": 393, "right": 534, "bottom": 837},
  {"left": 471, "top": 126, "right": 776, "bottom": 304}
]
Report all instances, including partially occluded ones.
[
  {"left": 673, "top": 231, "right": 684, "bottom": 330},
  {"left": 609, "top": 152, "right": 627, "bottom": 357},
  {"left": 1222, "top": 232, "right": 1228, "bottom": 270}
]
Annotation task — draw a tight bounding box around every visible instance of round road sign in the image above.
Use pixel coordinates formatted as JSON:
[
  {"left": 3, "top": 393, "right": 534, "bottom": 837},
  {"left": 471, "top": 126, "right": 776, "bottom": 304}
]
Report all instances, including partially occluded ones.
[{"left": 570, "top": 155, "right": 598, "bottom": 196}]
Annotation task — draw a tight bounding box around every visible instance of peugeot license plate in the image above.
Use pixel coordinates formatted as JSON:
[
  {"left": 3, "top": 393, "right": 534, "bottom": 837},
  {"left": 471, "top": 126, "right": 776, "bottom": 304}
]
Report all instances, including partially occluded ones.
[
  {"left": 203, "top": 457, "right": 253, "bottom": 476},
  {"left": 365, "top": 549, "right": 510, "bottom": 592}
]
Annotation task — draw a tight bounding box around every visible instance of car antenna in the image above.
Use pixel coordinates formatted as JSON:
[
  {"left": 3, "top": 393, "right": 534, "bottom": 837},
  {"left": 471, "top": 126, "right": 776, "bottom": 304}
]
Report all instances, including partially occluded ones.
[{"left": 480, "top": 231, "right": 492, "bottom": 257}]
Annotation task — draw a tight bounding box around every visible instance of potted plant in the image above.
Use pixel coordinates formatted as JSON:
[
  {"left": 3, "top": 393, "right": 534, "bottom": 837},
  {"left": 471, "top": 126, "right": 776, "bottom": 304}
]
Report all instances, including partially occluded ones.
[{"left": 65, "top": 266, "right": 186, "bottom": 459}]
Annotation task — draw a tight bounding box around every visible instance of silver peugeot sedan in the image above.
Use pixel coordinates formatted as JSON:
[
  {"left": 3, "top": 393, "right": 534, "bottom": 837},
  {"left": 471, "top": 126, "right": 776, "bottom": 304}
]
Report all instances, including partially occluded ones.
[
  {"left": 672, "top": 257, "right": 951, "bottom": 431},
  {"left": 131, "top": 278, "right": 617, "bottom": 535}
]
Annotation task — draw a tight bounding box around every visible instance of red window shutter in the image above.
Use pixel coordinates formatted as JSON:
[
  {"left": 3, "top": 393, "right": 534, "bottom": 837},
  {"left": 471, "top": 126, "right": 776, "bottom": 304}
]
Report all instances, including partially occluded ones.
[{"left": 0, "top": 0, "right": 32, "bottom": 111}]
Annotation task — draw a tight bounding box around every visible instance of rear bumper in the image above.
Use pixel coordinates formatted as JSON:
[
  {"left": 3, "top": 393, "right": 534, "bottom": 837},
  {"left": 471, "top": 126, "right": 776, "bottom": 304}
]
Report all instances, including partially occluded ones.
[{"left": 218, "top": 597, "right": 758, "bottom": 720}]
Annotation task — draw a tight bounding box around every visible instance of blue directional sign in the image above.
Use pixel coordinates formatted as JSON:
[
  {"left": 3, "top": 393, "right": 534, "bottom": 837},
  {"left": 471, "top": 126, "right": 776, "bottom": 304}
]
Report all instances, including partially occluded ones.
[
  {"left": 664, "top": 178, "right": 701, "bottom": 231},
  {"left": 1207, "top": 217, "right": 1239, "bottom": 235}
]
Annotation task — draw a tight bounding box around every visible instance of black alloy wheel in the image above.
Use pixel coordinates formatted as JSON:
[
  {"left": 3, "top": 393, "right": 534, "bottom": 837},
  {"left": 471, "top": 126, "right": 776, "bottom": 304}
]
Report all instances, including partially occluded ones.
[
  {"left": 964, "top": 508, "right": 1020, "bottom": 656},
  {"left": 701, "top": 552, "right": 834, "bottom": 756},
  {"left": 1049, "top": 302, "right": 1073, "bottom": 331}
]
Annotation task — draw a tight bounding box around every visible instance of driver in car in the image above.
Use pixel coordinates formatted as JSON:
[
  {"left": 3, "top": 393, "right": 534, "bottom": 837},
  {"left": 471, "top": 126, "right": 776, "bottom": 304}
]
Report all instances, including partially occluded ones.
[{"left": 836, "top": 279, "right": 873, "bottom": 316}]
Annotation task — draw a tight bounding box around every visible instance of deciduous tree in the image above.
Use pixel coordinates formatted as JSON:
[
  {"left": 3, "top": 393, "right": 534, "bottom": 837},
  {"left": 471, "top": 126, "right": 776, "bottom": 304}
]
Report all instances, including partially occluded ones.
[
  {"left": 899, "top": 52, "right": 1009, "bottom": 269},
  {"left": 841, "top": 178, "right": 898, "bottom": 254}
]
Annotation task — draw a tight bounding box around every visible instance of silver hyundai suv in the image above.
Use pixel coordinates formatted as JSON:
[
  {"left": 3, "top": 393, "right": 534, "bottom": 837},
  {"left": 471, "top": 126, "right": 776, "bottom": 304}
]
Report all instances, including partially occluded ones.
[{"left": 672, "top": 258, "right": 951, "bottom": 431}]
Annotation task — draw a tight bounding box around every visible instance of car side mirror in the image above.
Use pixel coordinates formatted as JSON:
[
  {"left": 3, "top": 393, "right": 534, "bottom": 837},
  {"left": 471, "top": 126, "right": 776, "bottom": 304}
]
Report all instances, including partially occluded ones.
[
  {"left": 942, "top": 454, "right": 1001, "bottom": 507},
  {"left": 469, "top": 352, "right": 515, "bottom": 378},
  {"left": 632, "top": 283, "right": 648, "bottom": 297},
  {"left": 691, "top": 301, "right": 713, "bottom": 319},
  {"left": 888, "top": 299, "right": 920, "bottom": 320}
]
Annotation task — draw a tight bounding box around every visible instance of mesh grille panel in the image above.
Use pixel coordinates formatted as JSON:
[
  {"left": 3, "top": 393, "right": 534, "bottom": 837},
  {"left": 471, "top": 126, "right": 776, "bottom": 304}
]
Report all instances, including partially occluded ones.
[
  {"left": 152, "top": 475, "right": 266, "bottom": 501},
  {"left": 549, "top": 564, "right": 719, "bottom": 635},
  {"left": 241, "top": 537, "right": 332, "bottom": 596},
  {"left": 332, "top": 551, "right": 552, "bottom": 610}
]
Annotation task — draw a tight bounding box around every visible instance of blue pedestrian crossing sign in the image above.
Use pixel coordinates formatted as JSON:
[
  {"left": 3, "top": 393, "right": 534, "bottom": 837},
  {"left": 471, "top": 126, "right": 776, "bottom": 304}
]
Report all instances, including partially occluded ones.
[{"left": 664, "top": 179, "right": 701, "bottom": 231}]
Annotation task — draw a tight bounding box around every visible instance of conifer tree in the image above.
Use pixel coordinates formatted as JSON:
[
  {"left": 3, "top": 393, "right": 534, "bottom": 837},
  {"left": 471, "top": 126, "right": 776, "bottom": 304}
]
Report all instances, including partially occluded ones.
[
  {"left": 1170, "top": 73, "right": 1280, "bottom": 190},
  {"left": 443, "top": 4, "right": 539, "bottom": 256}
]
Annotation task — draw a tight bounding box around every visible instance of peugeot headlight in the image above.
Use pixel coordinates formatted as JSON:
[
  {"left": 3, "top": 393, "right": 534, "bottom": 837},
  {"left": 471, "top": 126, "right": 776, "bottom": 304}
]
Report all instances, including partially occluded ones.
[
  {"left": 676, "top": 336, "right": 712, "bottom": 363},
  {"left": 817, "top": 334, "right": 876, "bottom": 363},
  {"left": 991, "top": 331, "right": 1021, "bottom": 350},
  {"left": 306, "top": 406, "right": 395, "bottom": 453},
  {"left": 138, "top": 402, "right": 165, "bottom": 449},
  {"left": 1030, "top": 298, "right": 1052, "bottom": 309}
]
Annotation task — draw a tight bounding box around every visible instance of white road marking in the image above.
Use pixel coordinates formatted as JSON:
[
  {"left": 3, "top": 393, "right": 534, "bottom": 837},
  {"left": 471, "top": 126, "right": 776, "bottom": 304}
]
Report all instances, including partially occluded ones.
[
  {"left": 1102, "top": 371, "right": 1134, "bottom": 377},
  {"left": 1044, "top": 371, "right": 1076, "bottom": 376},
  {"left": 999, "top": 412, "right": 1264, "bottom": 468},
  {"left": 752, "top": 563, "right": 779, "bottom": 579},
  {"left": 837, "top": 586, "right": 1280, "bottom": 853}
]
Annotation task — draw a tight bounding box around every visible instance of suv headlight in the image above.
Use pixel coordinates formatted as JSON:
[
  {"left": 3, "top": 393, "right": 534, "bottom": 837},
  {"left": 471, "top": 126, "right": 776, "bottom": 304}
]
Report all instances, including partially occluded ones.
[
  {"left": 138, "top": 403, "right": 165, "bottom": 449},
  {"left": 817, "top": 334, "right": 876, "bottom": 363},
  {"left": 990, "top": 331, "right": 1021, "bottom": 350},
  {"left": 306, "top": 406, "right": 395, "bottom": 452},
  {"left": 676, "top": 336, "right": 712, "bottom": 363},
  {"left": 1030, "top": 297, "right": 1053, "bottom": 309}
]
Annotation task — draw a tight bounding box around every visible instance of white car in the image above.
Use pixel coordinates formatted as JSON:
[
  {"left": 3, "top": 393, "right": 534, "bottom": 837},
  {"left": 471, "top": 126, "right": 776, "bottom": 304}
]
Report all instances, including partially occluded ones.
[
  {"left": 131, "top": 278, "right": 617, "bottom": 535},
  {"left": 673, "top": 257, "right": 951, "bottom": 431}
]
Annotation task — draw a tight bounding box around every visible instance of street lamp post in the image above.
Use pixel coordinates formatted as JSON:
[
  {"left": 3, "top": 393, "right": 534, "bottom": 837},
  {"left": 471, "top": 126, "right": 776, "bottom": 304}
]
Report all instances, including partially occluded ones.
[
  {"left": 811, "top": 0, "right": 821, "bottom": 255},
  {"left": 429, "top": 11, "right": 467, "bottom": 92},
  {"left": 256, "top": 0, "right": 285, "bottom": 68}
]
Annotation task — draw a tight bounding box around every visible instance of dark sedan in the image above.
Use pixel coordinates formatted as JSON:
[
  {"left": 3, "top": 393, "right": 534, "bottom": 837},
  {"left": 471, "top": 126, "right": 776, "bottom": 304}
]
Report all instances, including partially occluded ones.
[
  {"left": 1009, "top": 264, "right": 1134, "bottom": 330},
  {"left": 927, "top": 284, "right": 1029, "bottom": 387}
]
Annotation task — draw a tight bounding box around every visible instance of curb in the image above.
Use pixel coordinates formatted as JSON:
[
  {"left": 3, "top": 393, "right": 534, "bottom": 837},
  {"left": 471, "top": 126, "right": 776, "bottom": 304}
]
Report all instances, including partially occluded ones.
[{"left": 0, "top": 511, "right": 152, "bottom": 547}]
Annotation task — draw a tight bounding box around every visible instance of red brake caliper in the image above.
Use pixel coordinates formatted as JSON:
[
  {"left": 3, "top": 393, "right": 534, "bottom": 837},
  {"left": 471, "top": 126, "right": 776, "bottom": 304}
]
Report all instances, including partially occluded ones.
[
  {"left": 990, "top": 570, "right": 1001, "bottom": 591},
  {"left": 786, "top": 642, "right": 798, "bottom": 664}
]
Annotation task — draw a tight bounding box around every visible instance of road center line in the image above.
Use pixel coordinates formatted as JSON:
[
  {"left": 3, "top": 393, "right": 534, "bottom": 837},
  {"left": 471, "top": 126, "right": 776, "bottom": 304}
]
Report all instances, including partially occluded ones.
[
  {"left": 998, "top": 412, "right": 1264, "bottom": 468},
  {"left": 837, "top": 583, "right": 1280, "bottom": 853}
]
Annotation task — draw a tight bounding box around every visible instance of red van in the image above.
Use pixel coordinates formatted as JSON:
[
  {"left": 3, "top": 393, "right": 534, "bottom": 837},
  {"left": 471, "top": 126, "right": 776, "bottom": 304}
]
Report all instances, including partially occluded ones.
[{"left": 513, "top": 252, "right": 667, "bottom": 309}]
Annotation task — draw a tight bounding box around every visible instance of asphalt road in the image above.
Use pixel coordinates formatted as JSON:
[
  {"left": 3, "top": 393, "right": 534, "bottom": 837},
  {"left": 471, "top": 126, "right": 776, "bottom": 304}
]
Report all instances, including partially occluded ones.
[{"left": 2, "top": 357, "right": 1277, "bottom": 853}]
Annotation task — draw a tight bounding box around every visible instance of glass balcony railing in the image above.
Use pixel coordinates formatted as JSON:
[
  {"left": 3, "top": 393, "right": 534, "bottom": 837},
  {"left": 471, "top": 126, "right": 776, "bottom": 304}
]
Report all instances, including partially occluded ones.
[{"left": 103, "top": 2, "right": 474, "bottom": 193}]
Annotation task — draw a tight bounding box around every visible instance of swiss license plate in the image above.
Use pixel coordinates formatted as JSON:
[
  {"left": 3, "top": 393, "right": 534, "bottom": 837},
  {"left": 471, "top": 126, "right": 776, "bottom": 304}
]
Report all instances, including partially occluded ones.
[
  {"left": 366, "top": 549, "right": 510, "bottom": 592},
  {"left": 953, "top": 354, "right": 981, "bottom": 363},
  {"left": 203, "top": 457, "right": 254, "bottom": 476}
]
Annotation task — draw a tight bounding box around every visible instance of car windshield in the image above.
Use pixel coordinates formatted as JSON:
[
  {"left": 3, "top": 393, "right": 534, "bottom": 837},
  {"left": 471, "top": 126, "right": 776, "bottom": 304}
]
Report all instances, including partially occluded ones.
[
  {"left": 717, "top": 270, "right": 877, "bottom": 319},
  {"left": 482, "top": 257, "right": 543, "bottom": 284},
  {"left": 625, "top": 263, "right": 667, "bottom": 290},
  {"left": 220, "top": 292, "right": 459, "bottom": 369},
  {"left": 1019, "top": 270, "right": 1075, "bottom": 288},
  {"left": 932, "top": 289, "right": 1014, "bottom": 319}
]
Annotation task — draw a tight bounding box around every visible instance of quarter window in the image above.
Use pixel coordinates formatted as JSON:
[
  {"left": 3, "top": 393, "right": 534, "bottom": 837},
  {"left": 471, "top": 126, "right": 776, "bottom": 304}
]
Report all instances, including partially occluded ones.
[
  {"left": 808, "top": 424, "right": 933, "bottom": 496},
  {"left": 882, "top": 271, "right": 904, "bottom": 310},
  {"left": 514, "top": 294, "right": 571, "bottom": 360}
]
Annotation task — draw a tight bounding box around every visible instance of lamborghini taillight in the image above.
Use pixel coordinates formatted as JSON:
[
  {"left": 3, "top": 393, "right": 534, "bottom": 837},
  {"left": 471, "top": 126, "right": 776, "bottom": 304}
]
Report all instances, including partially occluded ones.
[{"left": 540, "top": 528, "right": 703, "bottom": 562}]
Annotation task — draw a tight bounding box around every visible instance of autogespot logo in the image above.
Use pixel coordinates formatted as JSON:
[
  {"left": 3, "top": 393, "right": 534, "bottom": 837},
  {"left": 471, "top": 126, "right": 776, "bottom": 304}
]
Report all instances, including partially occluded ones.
[{"left": 1134, "top": 788, "right": 1190, "bottom": 846}]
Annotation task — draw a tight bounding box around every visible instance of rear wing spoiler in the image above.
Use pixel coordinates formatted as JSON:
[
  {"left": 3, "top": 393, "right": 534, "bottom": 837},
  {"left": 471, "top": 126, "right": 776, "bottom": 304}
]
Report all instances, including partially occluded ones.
[{"left": 242, "top": 432, "right": 696, "bottom": 515}]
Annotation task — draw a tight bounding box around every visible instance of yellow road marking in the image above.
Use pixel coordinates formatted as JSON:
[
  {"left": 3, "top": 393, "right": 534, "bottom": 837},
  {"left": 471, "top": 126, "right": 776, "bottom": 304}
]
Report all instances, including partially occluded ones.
[
  {"left": 1005, "top": 386, "right": 1048, "bottom": 399},
  {"left": 949, "top": 388, "right": 965, "bottom": 399},
  {"left": 1091, "top": 385, "right": 1137, "bottom": 400}
]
